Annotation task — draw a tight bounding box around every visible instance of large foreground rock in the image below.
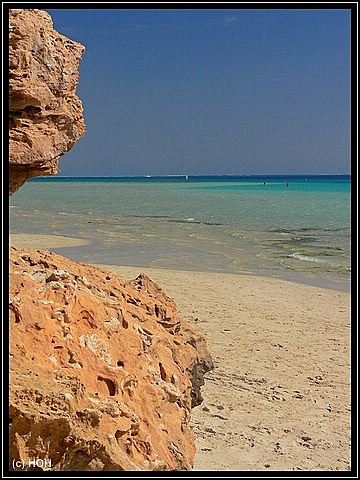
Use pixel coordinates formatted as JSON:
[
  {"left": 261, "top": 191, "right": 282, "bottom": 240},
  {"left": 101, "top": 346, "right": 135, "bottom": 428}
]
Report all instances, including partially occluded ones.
[
  {"left": 9, "top": 247, "right": 213, "bottom": 471},
  {"left": 9, "top": 9, "right": 86, "bottom": 194},
  {"left": 8, "top": 8, "right": 214, "bottom": 472}
]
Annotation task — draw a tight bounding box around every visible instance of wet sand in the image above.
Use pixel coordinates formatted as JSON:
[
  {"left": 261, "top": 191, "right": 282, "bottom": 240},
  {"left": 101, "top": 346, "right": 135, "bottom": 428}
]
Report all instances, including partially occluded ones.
[{"left": 10, "top": 233, "right": 89, "bottom": 249}]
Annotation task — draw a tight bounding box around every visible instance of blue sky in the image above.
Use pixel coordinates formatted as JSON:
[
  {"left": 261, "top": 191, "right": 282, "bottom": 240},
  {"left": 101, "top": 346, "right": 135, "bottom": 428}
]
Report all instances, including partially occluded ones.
[{"left": 46, "top": 7, "right": 351, "bottom": 176}]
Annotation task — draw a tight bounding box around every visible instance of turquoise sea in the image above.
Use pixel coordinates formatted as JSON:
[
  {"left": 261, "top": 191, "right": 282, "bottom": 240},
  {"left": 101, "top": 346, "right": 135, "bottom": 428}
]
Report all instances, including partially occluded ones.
[{"left": 9, "top": 175, "right": 351, "bottom": 291}]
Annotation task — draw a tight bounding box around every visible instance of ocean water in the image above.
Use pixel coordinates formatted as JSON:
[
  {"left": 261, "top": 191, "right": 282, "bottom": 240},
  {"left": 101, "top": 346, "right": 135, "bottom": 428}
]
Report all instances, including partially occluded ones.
[{"left": 9, "top": 175, "right": 351, "bottom": 291}]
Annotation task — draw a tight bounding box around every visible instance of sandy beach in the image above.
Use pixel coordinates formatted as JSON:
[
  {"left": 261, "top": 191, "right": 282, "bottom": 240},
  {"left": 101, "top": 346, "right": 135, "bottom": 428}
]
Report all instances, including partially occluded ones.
[
  {"left": 102, "top": 266, "right": 351, "bottom": 472},
  {"left": 10, "top": 234, "right": 351, "bottom": 471}
]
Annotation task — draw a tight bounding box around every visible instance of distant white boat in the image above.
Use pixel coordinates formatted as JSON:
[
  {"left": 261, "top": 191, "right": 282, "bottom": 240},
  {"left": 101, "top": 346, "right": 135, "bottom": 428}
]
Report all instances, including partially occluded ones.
[{"left": 185, "top": 175, "right": 189, "bottom": 180}]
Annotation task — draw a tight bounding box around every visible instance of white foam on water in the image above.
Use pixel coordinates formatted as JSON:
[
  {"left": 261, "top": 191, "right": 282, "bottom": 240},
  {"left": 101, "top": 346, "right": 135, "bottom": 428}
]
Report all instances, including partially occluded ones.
[{"left": 289, "top": 252, "right": 325, "bottom": 263}]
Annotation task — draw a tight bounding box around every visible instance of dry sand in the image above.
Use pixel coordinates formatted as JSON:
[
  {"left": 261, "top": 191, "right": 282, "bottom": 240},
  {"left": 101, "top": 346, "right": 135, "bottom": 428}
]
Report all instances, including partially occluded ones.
[
  {"left": 9, "top": 234, "right": 351, "bottom": 471},
  {"left": 101, "top": 265, "right": 351, "bottom": 472}
]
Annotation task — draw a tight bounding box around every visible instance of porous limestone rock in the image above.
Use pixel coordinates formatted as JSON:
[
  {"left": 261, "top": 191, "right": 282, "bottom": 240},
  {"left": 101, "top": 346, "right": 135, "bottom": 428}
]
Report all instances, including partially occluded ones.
[
  {"left": 9, "top": 9, "right": 86, "bottom": 194},
  {"left": 9, "top": 247, "right": 213, "bottom": 471},
  {"left": 8, "top": 8, "right": 214, "bottom": 472}
]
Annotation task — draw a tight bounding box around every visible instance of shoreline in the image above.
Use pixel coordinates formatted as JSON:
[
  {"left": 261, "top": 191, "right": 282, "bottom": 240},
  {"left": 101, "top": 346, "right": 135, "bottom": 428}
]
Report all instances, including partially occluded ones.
[
  {"left": 9, "top": 233, "right": 351, "bottom": 471},
  {"left": 9, "top": 233, "right": 350, "bottom": 293},
  {"left": 9, "top": 233, "right": 90, "bottom": 249}
]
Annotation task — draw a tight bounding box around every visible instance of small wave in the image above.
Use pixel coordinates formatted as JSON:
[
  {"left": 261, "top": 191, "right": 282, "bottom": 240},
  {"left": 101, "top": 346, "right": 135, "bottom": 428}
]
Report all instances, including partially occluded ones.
[
  {"left": 288, "top": 252, "right": 325, "bottom": 263},
  {"left": 167, "top": 218, "right": 201, "bottom": 224},
  {"left": 167, "top": 218, "right": 222, "bottom": 226}
]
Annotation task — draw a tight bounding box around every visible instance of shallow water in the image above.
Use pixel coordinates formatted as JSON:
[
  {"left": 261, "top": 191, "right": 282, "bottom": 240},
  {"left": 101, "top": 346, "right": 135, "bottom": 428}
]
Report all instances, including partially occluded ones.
[{"left": 9, "top": 175, "right": 351, "bottom": 291}]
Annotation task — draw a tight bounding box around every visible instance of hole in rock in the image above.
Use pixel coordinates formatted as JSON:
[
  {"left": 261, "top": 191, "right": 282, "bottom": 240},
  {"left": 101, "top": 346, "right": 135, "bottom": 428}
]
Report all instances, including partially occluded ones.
[
  {"left": 115, "top": 429, "right": 126, "bottom": 439},
  {"left": 159, "top": 362, "right": 167, "bottom": 381},
  {"left": 122, "top": 318, "right": 128, "bottom": 329},
  {"left": 117, "top": 361, "right": 124, "bottom": 367},
  {"left": 23, "top": 105, "right": 41, "bottom": 114},
  {"left": 97, "top": 376, "right": 117, "bottom": 396}
]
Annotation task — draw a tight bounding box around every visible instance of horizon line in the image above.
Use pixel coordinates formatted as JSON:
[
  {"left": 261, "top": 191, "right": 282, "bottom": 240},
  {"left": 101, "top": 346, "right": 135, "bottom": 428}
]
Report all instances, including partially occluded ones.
[{"left": 31, "top": 173, "right": 351, "bottom": 179}]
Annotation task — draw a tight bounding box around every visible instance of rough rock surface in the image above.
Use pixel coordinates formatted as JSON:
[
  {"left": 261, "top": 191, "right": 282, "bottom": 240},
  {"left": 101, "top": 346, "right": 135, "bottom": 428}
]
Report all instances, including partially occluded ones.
[
  {"left": 9, "top": 247, "right": 213, "bottom": 471},
  {"left": 9, "top": 9, "right": 86, "bottom": 195},
  {"left": 8, "top": 8, "right": 214, "bottom": 472}
]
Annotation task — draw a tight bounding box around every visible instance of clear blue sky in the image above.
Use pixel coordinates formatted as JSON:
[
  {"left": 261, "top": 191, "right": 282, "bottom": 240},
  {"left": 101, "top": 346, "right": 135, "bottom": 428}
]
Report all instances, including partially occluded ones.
[{"left": 46, "top": 7, "right": 351, "bottom": 176}]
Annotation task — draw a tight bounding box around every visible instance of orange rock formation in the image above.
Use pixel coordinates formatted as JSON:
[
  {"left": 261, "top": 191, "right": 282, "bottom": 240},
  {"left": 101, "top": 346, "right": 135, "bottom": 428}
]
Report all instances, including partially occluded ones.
[
  {"left": 9, "top": 248, "right": 213, "bottom": 470},
  {"left": 9, "top": 9, "right": 86, "bottom": 194},
  {"left": 8, "top": 8, "right": 213, "bottom": 471}
]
